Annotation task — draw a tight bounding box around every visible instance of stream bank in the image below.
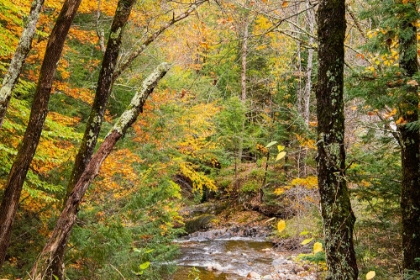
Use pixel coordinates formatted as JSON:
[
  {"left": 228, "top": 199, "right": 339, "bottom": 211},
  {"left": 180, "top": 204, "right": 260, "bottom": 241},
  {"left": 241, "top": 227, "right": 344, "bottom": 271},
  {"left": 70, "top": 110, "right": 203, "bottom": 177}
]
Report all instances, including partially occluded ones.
[
  {"left": 172, "top": 203, "right": 319, "bottom": 279},
  {"left": 171, "top": 226, "right": 317, "bottom": 279}
]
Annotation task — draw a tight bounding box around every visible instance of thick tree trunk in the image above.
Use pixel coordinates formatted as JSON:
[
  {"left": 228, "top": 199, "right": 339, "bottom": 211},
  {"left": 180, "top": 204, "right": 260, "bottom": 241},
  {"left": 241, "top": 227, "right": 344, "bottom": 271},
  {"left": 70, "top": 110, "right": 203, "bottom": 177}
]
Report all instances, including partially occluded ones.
[
  {"left": 315, "top": 0, "right": 358, "bottom": 279},
  {"left": 0, "top": 0, "right": 45, "bottom": 127},
  {"left": 397, "top": 0, "right": 420, "bottom": 273},
  {"left": 0, "top": 0, "right": 82, "bottom": 270},
  {"left": 30, "top": 63, "right": 170, "bottom": 280}
]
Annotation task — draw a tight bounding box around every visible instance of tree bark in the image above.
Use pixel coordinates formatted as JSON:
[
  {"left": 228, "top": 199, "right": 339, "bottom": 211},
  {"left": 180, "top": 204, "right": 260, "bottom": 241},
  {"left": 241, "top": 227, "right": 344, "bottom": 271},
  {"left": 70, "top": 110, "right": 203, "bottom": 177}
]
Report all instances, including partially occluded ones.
[
  {"left": 66, "top": 0, "right": 205, "bottom": 199},
  {"left": 52, "top": 0, "right": 137, "bottom": 277},
  {"left": 30, "top": 63, "right": 170, "bottom": 280},
  {"left": 315, "top": 0, "right": 358, "bottom": 279},
  {"left": 0, "top": 0, "right": 45, "bottom": 127},
  {"left": 0, "top": 0, "right": 82, "bottom": 270},
  {"left": 66, "top": 0, "right": 137, "bottom": 198},
  {"left": 397, "top": 0, "right": 420, "bottom": 273}
]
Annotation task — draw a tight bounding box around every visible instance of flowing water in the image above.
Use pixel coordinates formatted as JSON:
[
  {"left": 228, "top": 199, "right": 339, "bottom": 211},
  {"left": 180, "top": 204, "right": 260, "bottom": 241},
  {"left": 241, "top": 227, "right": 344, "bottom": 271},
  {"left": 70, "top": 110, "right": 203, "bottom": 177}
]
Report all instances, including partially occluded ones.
[{"left": 170, "top": 237, "right": 276, "bottom": 279}]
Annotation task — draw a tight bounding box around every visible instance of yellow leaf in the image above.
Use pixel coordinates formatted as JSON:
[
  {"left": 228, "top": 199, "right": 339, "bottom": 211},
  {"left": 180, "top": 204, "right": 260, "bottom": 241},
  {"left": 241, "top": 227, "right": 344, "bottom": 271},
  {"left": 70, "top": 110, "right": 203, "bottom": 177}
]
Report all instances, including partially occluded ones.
[
  {"left": 273, "top": 188, "right": 285, "bottom": 195},
  {"left": 366, "top": 271, "right": 376, "bottom": 279},
  {"left": 313, "top": 242, "right": 323, "bottom": 254},
  {"left": 277, "top": 220, "right": 286, "bottom": 232},
  {"left": 301, "top": 238, "right": 314, "bottom": 245},
  {"left": 276, "top": 151, "right": 286, "bottom": 161},
  {"left": 277, "top": 145, "right": 285, "bottom": 152}
]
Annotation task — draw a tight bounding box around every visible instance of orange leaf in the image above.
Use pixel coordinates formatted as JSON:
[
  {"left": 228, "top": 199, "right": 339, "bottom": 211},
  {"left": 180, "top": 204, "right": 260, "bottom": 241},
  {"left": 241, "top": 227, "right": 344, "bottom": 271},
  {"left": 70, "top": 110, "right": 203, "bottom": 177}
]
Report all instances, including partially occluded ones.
[{"left": 282, "top": 1, "right": 288, "bottom": 7}]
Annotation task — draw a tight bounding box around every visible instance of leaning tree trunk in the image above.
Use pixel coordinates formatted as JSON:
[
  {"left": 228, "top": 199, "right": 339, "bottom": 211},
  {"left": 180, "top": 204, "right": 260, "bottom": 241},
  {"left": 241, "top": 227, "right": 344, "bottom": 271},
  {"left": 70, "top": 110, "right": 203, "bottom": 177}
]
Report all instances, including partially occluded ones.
[
  {"left": 65, "top": 0, "right": 136, "bottom": 199},
  {"left": 54, "top": 1, "right": 137, "bottom": 277},
  {"left": 397, "top": 0, "right": 420, "bottom": 273},
  {"left": 0, "top": 0, "right": 45, "bottom": 127},
  {"left": 0, "top": 0, "right": 82, "bottom": 270},
  {"left": 30, "top": 62, "right": 170, "bottom": 280},
  {"left": 315, "top": 0, "right": 358, "bottom": 279},
  {"left": 66, "top": 0, "right": 205, "bottom": 199}
]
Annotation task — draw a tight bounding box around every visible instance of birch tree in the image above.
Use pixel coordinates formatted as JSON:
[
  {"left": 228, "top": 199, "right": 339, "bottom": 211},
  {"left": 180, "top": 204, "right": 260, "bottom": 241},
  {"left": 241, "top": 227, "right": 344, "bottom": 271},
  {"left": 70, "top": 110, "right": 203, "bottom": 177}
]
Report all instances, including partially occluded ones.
[{"left": 0, "top": 0, "right": 45, "bottom": 127}]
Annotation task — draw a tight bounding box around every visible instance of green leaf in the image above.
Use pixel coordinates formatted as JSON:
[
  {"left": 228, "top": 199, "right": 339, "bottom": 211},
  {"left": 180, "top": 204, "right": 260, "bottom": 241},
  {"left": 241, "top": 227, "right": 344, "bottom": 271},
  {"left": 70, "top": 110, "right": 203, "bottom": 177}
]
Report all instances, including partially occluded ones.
[
  {"left": 266, "top": 141, "right": 278, "bottom": 148},
  {"left": 301, "top": 238, "right": 314, "bottom": 245},
  {"left": 139, "top": 261, "right": 150, "bottom": 270},
  {"left": 132, "top": 270, "right": 144, "bottom": 276},
  {"left": 299, "top": 230, "right": 310, "bottom": 236}
]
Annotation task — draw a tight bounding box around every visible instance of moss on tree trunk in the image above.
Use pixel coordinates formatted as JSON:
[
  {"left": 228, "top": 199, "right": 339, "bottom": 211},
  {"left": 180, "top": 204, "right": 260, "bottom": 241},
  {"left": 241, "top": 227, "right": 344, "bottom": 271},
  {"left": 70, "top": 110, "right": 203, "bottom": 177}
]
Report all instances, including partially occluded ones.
[
  {"left": 0, "top": 0, "right": 82, "bottom": 270},
  {"left": 315, "top": 0, "right": 358, "bottom": 278}
]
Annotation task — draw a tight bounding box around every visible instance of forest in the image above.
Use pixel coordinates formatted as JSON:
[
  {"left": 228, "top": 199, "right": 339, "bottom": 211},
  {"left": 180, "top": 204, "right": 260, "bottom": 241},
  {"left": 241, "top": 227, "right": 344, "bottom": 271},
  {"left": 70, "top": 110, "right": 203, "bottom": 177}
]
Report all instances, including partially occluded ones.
[{"left": 0, "top": 0, "right": 419, "bottom": 279}]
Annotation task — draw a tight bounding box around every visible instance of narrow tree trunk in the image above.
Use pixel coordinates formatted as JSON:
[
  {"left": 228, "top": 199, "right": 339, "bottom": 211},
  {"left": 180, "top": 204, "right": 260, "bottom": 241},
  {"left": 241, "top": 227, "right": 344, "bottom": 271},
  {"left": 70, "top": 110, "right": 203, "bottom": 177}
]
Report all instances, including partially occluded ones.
[
  {"left": 66, "top": 0, "right": 204, "bottom": 199},
  {"left": 298, "top": 1, "right": 315, "bottom": 178},
  {"left": 0, "top": 0, "right": 45, "bottom": 127},
  {"left": 113, "top": 1, "right": 206, "bottom": 81},
  {"left": 0, "top": 0, "right": 82, "bottom": 270},
  {"left": 315, "top": 0, "right": 358, "bottom": 279},
  {"left": 30, "top": 63, "right": 170, "bottom": 280},
  {"left": 397, "top": 0, "right": 420, "bottom": 273},
  {"left": 50, "top": 1, "right": 138, "bottom": 277},
  {"left": 238, "top": 15, "right": 249, "bottom": 162},
  {"left": 303, "top": 1, "right": 315, "bottom": 126},
  {"left": 66, "top": 0, "right": 137, "bottom": 199}
]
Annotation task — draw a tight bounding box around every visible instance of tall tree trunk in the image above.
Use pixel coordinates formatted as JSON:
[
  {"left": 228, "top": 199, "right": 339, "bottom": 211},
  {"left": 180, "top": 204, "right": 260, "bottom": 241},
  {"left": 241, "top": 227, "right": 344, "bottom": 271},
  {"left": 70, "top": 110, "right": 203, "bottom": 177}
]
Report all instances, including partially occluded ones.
[
  {"left": 298, "top": 1, "right": 316, "bottom": 178},
  {"left": 66, "top": 0, "right": 204, "bottom": 199},
  {"left": 238, "top": 13, "right": 250, "bottom": 163},
  {"left": 30, "top": 63, "right": 170, "bottom": 280},
  {"left": 303, "top": 1, "right": 315, "bottom": 126},
  {"left": 0, "top": 0, "right": 45, "bottom": 127},
  {"left": 66, "top": 0, "right": 137, "bottom": 198},
  {"left": 54, "top": 0, "right": 137, "bottom": 277},
  {"left": 0, "top": 0, "right": 82, "bottom": 270},
  {"left": 315, "top": 0, "right": 358, "bottom": 279},
  {"left": 397, "top": 0, "right": 420, "bottom": 273}
]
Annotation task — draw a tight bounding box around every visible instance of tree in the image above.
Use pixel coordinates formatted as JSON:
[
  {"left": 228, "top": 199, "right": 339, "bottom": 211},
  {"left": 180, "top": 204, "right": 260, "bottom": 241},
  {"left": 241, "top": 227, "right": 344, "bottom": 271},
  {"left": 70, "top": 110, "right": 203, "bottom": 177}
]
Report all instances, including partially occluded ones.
[
  {"left": 0, "top": 0, "right": 45, "bottom": 127},
  {"left": 66, "top": 0, "right": 206, "bottom": 199},
  {"left": 0, "top": 0, "right": 82, "bottom": 270},
  {"left": 65, "top": 0, "right": 137, "bottom": 198},
  {"left": 396, "top": 0, "right": 420, "bottom": 274},
  {"left": 30, "top": 62, "right": 170, "bottom": 280},
  {"left": 315, "top": 0, "right": 358, "bottom": 278}
]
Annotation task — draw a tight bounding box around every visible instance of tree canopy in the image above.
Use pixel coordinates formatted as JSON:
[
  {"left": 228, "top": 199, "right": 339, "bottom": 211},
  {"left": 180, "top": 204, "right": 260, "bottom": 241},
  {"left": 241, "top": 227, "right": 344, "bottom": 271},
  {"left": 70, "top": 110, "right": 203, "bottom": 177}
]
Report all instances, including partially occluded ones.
[{"left": 0, "top": 0, "right": 419, "bottom": 279}]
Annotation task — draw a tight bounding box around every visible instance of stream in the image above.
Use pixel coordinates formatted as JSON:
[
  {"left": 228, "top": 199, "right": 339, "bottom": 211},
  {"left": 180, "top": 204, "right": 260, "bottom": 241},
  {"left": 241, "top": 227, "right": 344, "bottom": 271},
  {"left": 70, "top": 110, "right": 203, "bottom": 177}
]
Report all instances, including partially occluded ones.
[{"left": 168, "top": 228, "right": 317, "bottom": 280}]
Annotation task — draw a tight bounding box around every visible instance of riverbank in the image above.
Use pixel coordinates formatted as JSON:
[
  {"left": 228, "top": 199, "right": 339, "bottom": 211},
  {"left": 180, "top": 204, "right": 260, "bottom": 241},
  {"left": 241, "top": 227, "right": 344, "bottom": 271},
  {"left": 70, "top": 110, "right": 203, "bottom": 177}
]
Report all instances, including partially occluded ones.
[{"left": 175, "top": 203, "right": 322, "bottom": 279}]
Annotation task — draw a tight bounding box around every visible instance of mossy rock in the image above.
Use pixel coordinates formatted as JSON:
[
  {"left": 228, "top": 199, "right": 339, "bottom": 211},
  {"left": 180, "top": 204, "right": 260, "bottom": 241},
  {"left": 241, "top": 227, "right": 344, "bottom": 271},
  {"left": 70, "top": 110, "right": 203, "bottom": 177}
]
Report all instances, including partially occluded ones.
[{"left": 184, "top": 214, "right": 217, "bottom": 233}]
